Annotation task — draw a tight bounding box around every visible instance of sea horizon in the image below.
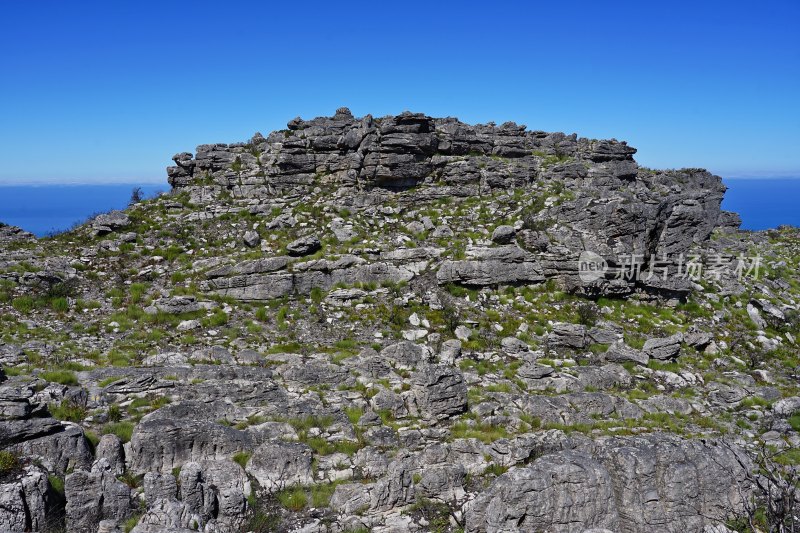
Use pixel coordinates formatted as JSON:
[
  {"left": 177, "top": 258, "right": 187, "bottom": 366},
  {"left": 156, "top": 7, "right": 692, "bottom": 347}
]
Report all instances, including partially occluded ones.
[{"left": 0, "top": 177, "right": 798, "bottom": 237}]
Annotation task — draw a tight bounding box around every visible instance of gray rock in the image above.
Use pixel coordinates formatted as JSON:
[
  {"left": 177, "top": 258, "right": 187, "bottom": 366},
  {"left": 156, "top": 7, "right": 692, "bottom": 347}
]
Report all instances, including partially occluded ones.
[
  {"left": 0, "top": 465, "right": 50, "bottom": 533},
  {"left": 65, "top": 460, "right": 133, "bottom": 533},
  {"left": 143, "top": 295, "right": 215, "bottom": 315},
  {"left": 129, "top": 418, "right": 252, "bottom": 474},
  {"left": 491, "top": 225, "right": 516, "bottom": 244},
  {"left": 518, "top": 362, "right": 555, "bottom": 380},
  {"left": 773, "top": 396, "right": 800, "bottom": 417},
  {"left": 92, "top": 210, "right": 130, "bottom": 234},
  {"left": 370, "top": 388, "right": 408, "bottom": 419},
  {"left": 467, "top": 435, "right": 751, "bottom": 533},
  {"left": 330, "top": 482, "right": 373, "bottom": 514},
  {"left": 500, "top": 336, "right": 530, "bottom": 355},
  {"left": 370, "top": 456, "right": 416, "bottom": 511},
  {"left": 286, "top": 235, "right": 322, "bottom": 256},
  {"left": 330, "top": 219, "right": 357, "bottom": 242},
  {"left": 9, "top": 423, "right": 93, "bottom": 475},
  {"left": 179, "top": 460, "right": 250, "bottom": 530},
  {"left": 245, "top": 441, "right": 314, "bottom": 493},
  {"left": 95, "top": 434, "right": 125, "bottom": 476},
  {"left": 243, "top": 230, "right": 261, "bottom": 248},
  {"left": 643, "top": 333, "right": 683, "bottom": 361},
  {"left": 576, "top": 364, "right": 632, "bottom": 390},
  {"left": 439, "top": 339, "right": 462, "bottom": 364},
  {"left": 143, "top": 472, "right": 177, "bottom": 505},
  {"left": 547, "top": 322, "right": 587, "bottom": 350},
  {"left": 380, "top": 341, "right": 428, "bottom": 370},
  {"left": 437, "top": 248, "right": 544, "bottom": 286},
  {"left": 411, "top": 365, "right": 467, "bottom": 419},
  {"left": 0, "top": 344, "right": 26, "bottom": 367},
  {"left": 603, "top": 342, "right": 648, "bottom": 366}
]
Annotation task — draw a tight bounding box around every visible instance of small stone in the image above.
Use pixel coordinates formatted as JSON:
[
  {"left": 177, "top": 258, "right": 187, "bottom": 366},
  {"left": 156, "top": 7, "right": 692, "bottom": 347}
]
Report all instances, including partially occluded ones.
[
  {"left": 177, "top": 319, "right": 200, "bottom": 331},
  {"left": 455, "top": 325, "right": 471, "bottom": 341},
  {"left": 243, "top": 230, "right": 261, "bottom": 248}
]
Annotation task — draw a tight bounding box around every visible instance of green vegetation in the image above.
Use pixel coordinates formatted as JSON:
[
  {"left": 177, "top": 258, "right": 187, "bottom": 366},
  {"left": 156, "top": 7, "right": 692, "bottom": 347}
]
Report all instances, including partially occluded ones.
[
  {"left": 232, "top": 451, "right": 251, "bottom": 468},
  {"left": 40, "top": 369, "right": 79, "bottom": 385},
  {"left": 48, "top": 474, "right": 65, "bottom": 496},
  {"left": 276, "top": 486, "right": 307, "bottom": 511},
  {"left": 50, "top": 400, "right": 88, "bottom": 422},
  {"left": 103, "top": 421, "right": 135, "bottom": 443},
  {"left": 0, "top": 450, "right": 21, "bottom": 475}
]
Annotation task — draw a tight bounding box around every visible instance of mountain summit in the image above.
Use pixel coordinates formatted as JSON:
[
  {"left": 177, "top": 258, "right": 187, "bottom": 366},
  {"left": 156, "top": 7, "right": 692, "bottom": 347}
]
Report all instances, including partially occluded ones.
[{"left": 0, "top": 110, "right": 798, "bottom": 532}]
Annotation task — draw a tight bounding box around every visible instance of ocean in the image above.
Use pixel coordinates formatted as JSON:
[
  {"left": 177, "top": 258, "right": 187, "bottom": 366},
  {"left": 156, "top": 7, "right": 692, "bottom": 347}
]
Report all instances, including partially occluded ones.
[
  {"left": 0, "top": 179, "right": 797, "bottom": 237},
  {"left": 0, "top": 184, "right": 166, "bottom": 237}
]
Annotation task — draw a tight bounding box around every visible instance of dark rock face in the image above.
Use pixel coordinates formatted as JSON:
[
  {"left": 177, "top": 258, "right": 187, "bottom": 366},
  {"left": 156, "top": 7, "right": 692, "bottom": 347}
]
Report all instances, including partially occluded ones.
[{"left": 168, "top": 109, "right": 729, "bottom": 299}]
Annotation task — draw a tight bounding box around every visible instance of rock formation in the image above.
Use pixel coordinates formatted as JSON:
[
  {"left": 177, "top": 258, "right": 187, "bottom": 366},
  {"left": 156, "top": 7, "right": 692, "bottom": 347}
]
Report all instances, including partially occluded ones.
[{"left": 0, "top": 109, "right": 797, "bottom": 532}]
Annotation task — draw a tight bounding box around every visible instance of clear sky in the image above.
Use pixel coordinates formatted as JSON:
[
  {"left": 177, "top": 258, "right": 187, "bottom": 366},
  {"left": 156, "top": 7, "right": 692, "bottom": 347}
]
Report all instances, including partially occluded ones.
[{"left": 1, "top": 0, "right": 798, "bottom": 184}]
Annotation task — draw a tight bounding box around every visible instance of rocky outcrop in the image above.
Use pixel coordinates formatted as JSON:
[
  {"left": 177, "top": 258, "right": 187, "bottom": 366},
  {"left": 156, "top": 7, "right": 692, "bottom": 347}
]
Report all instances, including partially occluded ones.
[
  {"left": 65, "top": 460, "right": 134, "bottom": 533},
  {"left": 466, "top": 434, "right": 751, "bottom": 533},
  {"left": 169, "top": 109, "right": 730, "bottom": 299},
  {"left": 0, "top": 224, "right": 35, "bottom": 244},
  {"left": 203, "top": 254, "right": 415, "bottom": 301},
  {"left": 437, "top": 246, "right": 545, "bottom": 286},
  {"left": 129, "top": 418, "right": 252, "bottom": 474},
  {"left": 91, "top": 211, "right": 130, "bottom": 235},
  {"left": 644, "top": 333, "right": 683, "bottom": 360}
]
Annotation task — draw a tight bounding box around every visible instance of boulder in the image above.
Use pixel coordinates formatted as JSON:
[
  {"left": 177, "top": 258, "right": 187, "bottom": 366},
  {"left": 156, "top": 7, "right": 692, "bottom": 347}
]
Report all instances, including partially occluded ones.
[
  {"left": 92, "top": 211, "right": 130, "bottom": 235},
  {"left": 547, "top": 323, "right": 587, "bottom": 350},
  {"left": 411, "top": 365, "right": 467, "bottom": 419},
  {"left": 243, "top": 230, "right": 261, "bottom": 248},
  {"left": 245, "top": 442, "right": 314, "bottom": 493},
  {"left": 0, "top": 465, "right": 51, "bottom": 533},
  {"left": 380, "top": 341, "right": 427, "bottom": 370},
  {"left": 491, "top": 225, "right": 516, "bottom": 244},
  {"left": 603, "top": 342, "right": 648, "bottom": 366},
  {"left": 129, "top": 418, "right": 253, "bottom": 474},
  {"left": 65, "top": 460, "right": 133, "bottom": 533},
  {"left": 643, "top": 333, "right": 683, "bottom": 361},
  {"left": 286, "top": 235, "right": 322, "bottom": 256}
]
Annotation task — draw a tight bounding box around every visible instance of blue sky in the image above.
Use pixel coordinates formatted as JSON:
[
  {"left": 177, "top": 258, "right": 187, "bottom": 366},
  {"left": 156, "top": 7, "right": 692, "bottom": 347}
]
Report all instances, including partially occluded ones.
[{"left": 1, "top": 1, "right": 798, "bottom": 184}]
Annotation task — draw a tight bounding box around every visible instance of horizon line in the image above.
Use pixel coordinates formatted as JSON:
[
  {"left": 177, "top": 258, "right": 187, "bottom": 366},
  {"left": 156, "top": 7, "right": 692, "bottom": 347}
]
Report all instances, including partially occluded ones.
[{"left": 2, "top": 175, "right": 800, "bottom": 186}]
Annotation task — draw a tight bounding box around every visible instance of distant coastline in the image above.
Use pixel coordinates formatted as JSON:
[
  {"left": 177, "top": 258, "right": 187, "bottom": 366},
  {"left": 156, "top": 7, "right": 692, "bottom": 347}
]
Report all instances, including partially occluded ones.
[
  {"left": 0, "top": 183, "right": 165, "bottom": 237},
  {"left": 0, "top": 178, "right": 796, "bottom": 237}
]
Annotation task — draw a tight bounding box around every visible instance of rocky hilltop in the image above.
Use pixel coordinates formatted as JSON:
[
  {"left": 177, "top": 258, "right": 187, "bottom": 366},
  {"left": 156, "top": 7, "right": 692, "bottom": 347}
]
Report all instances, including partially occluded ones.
[{"left": 0, "top": 109, "right": 798, "bottom": 533}]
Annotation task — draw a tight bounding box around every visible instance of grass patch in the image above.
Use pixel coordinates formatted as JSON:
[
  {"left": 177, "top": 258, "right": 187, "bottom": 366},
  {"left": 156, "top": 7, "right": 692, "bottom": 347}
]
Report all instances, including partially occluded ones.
[
  {"left": 345, "top": 407, "right": 363, "bottom": 425},
  {"left": 0, "top": 450, "right": 21, "bottom": 475},
  {"left": 40, "top": 369, "right": 79, "bottom": 386},
  {"left": 48, "top": 474, "right": 65, "bottom": 496},
  {"left": 232, "top": 451, "right": 251, "bottom": 468},
  {"left": 450, "top": 420, "right": 510, "bottom": 444},
  {"left": 50, "top": 400, "right": 87, "bottom": 422},
  {"left": 103, "top": 421, "right": 135, "bottom": 443},
  {"left": 276, "top": 486, "right": 307, "bottom": 511}
]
